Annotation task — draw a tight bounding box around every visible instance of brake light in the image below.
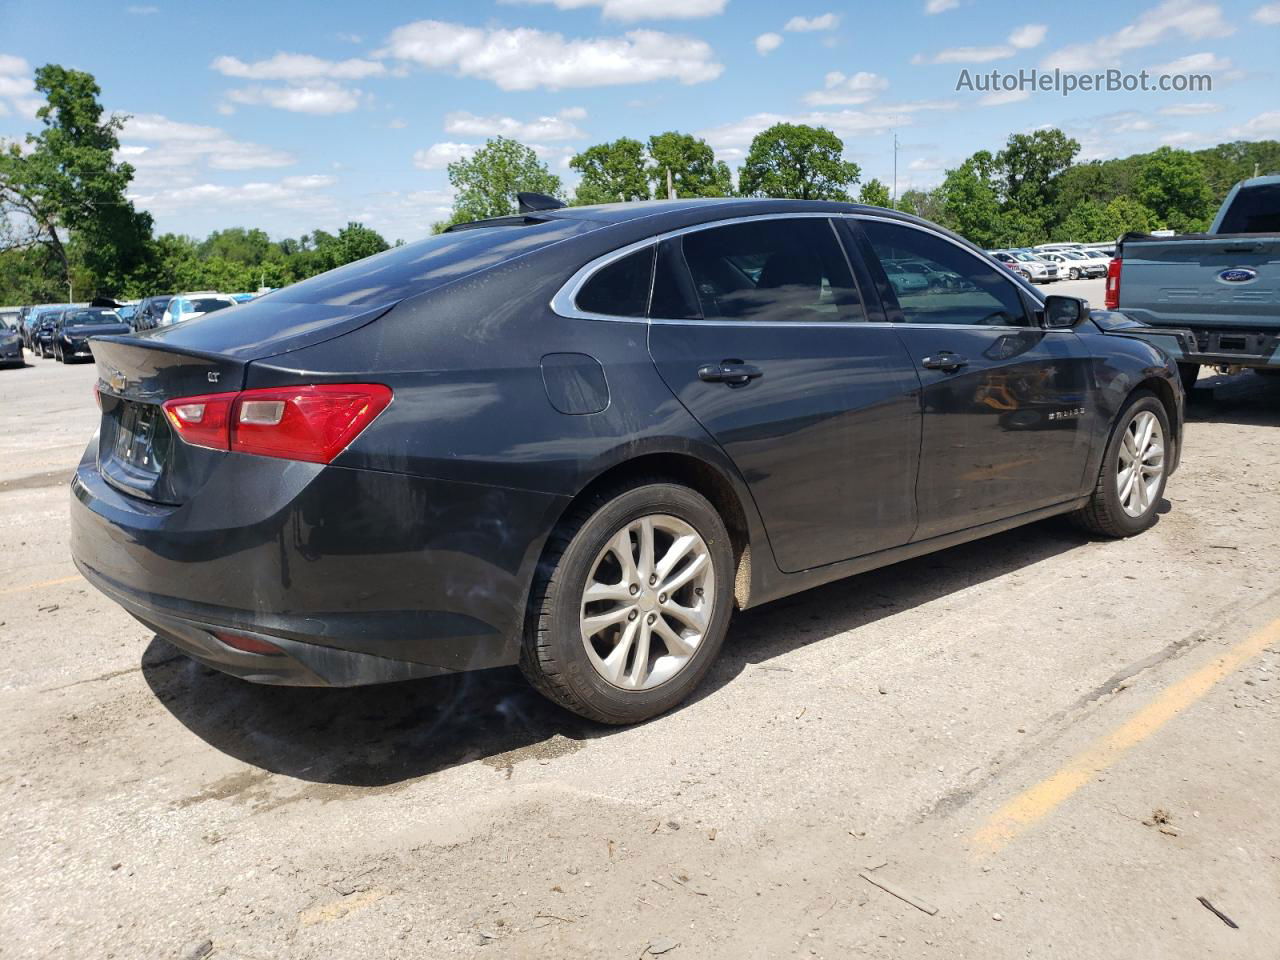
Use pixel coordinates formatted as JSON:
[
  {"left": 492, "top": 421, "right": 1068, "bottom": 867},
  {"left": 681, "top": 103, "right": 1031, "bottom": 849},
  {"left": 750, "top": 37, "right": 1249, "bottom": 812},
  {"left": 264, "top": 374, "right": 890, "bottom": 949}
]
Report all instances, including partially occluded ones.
[
  {"left": 162, "top": 393, "right": 235, "bottom": 451},
  {"left": 1105, "top": 258, "right": 1121, "bottom": 309},
  {"left": 162, "top": 384, "right": 392, "bottom": 463},
  {"left": 213, "top": 630, "right": 283, "bottom": 655}
]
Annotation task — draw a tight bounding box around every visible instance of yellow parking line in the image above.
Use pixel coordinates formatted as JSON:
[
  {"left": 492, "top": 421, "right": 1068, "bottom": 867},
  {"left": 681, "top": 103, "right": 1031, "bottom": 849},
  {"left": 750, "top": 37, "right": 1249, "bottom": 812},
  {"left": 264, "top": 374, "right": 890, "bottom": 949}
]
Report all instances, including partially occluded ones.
[
  {"left": 0, "top": 573, "right": 82, "bottom": 597},
  {"left": 971, "top": 617, "right": 1280, "bottom": 855}
]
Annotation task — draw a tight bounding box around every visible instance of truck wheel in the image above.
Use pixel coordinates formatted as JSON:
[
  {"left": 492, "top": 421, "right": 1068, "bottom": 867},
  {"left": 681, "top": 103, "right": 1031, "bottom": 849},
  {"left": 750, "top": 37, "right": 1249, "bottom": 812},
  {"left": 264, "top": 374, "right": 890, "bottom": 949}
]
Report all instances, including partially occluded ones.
[
  {"left": 1177, "top": 363, "right": 1200, "bottom": 393},
  {"left": 520, "top": 481, "right": 734, "bottom": 724},
  {"left": 1072, "top": 391, "right": 1169, "bottom": 538}
]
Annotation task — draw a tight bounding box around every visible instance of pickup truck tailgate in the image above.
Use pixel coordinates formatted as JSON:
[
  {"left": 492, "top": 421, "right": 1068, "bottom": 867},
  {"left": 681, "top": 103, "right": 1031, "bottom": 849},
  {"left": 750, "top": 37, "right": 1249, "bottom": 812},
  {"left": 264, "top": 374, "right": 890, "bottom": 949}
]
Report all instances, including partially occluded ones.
[{"left": 1117, "top": 235, "right": 1280, "bottom": 329}]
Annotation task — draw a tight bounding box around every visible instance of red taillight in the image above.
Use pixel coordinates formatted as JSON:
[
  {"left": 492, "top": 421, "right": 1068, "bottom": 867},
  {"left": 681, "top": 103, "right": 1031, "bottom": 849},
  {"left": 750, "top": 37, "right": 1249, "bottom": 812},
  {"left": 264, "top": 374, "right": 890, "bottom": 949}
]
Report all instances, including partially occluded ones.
[
  {"left": 1105, "top": 258, "right": 1122, "bottom": 309},
  {"left": 162, "top": 392, "right": 235, "bottom": 451},
  {"left": 162, "top": 383, "right": 392, "bottom": 464}
]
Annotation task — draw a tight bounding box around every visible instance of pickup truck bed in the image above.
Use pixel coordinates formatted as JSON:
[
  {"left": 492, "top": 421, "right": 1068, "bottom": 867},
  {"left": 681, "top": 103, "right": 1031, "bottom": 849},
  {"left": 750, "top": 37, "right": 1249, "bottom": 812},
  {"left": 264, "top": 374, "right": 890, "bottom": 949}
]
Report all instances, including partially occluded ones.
[{"left": 1109, "top": 176, "right": 1280, "bottom": 375}]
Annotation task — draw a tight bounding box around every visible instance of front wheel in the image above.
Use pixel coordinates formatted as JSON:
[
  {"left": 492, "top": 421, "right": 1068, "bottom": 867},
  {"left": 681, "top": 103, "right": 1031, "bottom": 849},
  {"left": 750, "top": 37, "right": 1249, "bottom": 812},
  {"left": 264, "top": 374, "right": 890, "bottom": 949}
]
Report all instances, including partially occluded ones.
[
  {"left": 520, "top": 481, "right": 734, "bottom": 724},
  {"left": 1072, "top": 392, "right": 1169, "bottom": 537}
]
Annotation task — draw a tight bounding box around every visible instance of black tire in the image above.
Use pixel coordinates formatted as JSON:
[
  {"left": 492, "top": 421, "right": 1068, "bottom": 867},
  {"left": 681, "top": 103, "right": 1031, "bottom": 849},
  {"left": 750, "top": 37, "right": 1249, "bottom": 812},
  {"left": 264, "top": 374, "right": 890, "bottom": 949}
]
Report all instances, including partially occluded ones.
[
  {"left": 520, "top": 480, "right": 734, "bottom": 724},
  {"left": 1178, "top": 363, "right": 1200, "bottom": 393},
  {"left": 1072, "top": 391, "right": 1170, "bottom": 538}
]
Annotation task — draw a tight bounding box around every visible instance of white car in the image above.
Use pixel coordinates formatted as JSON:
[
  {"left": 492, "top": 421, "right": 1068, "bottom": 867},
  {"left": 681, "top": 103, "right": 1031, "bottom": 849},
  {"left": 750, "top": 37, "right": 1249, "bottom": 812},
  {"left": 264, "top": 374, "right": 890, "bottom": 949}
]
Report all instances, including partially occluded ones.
[
  {"left": 161, "top": 292, "right": 239, "bottom": 326},
  {"left": 993, "top": 251, "right": 1059, "bottom": 283},
  {"left": 1038, "top": 250, "right": 1106, "bottom": 280}
]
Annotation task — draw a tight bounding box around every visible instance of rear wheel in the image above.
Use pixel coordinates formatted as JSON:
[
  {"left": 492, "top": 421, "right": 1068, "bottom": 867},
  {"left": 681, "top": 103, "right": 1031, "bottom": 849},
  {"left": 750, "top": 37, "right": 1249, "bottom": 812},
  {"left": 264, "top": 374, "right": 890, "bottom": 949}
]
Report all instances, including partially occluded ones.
[
  {"left": 520, "top": 481, "right": 734, "bottom": 724},
  {"left": 1072, "top": 391, "right": 1169, "bottom": 538}
]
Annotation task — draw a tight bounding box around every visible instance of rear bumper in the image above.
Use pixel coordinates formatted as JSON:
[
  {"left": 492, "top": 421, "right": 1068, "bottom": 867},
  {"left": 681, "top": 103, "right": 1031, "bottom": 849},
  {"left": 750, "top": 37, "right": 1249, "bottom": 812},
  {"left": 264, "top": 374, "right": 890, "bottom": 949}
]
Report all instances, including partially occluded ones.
[{"left": 70, "top": 438, "right": 568, "bottom": 686}]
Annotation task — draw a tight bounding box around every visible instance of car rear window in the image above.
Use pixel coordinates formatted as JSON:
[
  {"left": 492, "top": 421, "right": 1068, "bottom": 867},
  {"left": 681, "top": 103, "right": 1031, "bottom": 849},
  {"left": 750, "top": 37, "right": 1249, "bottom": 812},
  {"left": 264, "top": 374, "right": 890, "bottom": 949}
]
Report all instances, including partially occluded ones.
[
  {"left": 575, "top": 247, "right": 654, "bottom": 317},
  {"left": 1216, "top": 184, "right": 1280, "bottom": 233},
  {"left": 265, "top": 218, "right": 598, "bottom": 308}
]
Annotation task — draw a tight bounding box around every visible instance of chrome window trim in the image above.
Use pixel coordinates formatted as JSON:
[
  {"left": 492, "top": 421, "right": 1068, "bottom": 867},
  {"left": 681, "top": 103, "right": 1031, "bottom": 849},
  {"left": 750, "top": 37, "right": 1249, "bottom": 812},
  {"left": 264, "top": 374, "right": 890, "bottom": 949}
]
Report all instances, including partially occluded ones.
[{"left": 549, "top": 210, "right": 1047, "bottom": 325}]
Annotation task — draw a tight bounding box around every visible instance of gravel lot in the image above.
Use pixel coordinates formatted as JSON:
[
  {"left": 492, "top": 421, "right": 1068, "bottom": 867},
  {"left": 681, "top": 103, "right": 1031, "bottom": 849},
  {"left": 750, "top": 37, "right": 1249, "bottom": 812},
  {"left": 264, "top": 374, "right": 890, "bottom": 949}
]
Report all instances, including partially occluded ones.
[{"left": 4, "top": 287, "right": 1279, "bottom": 959}]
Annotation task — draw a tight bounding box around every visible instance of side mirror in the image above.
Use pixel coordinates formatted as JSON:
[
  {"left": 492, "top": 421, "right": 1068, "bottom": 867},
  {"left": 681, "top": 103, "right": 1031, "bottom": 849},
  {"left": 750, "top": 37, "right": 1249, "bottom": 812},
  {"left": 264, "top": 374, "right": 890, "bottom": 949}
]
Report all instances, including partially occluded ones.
[{"left": 1042, "top": 295, "right": 1090, "bottom": 329}]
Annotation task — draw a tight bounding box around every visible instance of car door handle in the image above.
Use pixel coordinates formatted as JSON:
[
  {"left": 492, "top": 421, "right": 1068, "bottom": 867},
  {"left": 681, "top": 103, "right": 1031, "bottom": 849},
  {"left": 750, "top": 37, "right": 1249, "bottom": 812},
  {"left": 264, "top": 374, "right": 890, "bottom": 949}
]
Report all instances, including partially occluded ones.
[
  {"left": 921, "top": 353, "right": 969, "bottom": 371},
  {"left": 698, "top": 361, "right": 764, "bottom": 385}
]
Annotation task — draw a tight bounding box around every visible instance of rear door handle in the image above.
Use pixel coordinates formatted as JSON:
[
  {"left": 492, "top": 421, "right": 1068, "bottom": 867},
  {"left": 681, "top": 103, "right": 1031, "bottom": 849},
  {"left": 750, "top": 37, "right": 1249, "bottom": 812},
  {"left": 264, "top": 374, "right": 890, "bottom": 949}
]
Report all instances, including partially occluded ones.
[
  {"left": 921, "top": 353, "right": 969, "bottom": 371},
  {"left": 698, "top": 360, "right": 764, "bottom": 386}
]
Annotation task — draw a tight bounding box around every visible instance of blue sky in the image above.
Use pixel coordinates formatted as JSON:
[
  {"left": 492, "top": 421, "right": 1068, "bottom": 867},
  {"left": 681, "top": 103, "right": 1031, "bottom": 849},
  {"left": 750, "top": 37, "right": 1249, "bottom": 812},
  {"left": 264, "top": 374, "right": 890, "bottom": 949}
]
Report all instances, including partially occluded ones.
[{"left": 1, "top": 0, "right": 1276, "bottom": 241}]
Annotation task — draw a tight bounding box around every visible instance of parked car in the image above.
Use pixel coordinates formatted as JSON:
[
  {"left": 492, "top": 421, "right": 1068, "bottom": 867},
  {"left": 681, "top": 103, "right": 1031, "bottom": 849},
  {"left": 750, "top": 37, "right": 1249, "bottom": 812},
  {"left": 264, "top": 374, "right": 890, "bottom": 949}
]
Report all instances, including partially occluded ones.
[
  {"left": 161, "top": 292, "right": 238, "bottom": 326},
  {"left": 881, "top": 259, "right": 932, "bottom": 293},
  {"left": 33, "top": 309, "right": 66, "bottom": 358},
  {"left": 21, "top": 305, "right": 66, "bottom": 352},
  {"left": 1040, "top": 250, "right": 1106, "bottom": 279},
  {"left": 1012, "top": 252, "right": 1060, "bottom": 283},
  {"left": 72, "top": 198, "right": 1184, "bottom": 724},
  {"left": 1108, "top": 174, "right": 1280, "bottom": 389},
  {"left": 130, "top": 295, "right": 172, "bottom": 332},
  {"left": 0, "top": 314, "right": 24, "bottom": 368},
  {"left": 52, "top": 307, "right": 132, "bottom": 363},
  {"left": 114, "top": 301, "right": 139, "bottom": 327}
]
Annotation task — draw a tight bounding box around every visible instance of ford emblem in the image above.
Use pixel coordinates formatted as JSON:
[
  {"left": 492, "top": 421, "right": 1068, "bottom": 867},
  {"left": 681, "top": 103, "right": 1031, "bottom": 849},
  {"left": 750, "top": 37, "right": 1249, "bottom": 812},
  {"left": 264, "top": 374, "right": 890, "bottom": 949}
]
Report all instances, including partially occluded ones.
[{"left": 1217, "top": 267, "right": 1258, "bottom": 283}]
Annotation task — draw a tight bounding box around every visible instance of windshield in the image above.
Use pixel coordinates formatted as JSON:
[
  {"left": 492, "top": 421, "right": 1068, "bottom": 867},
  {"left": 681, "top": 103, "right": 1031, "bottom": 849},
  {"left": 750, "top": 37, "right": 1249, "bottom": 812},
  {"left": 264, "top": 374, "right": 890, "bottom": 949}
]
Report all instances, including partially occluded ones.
[
  {"left": 1014, "top": 253, "right": 1040, "bottom": 262},
  {"left": 65, "top": 309, "right": 120, "bottom": 326}
]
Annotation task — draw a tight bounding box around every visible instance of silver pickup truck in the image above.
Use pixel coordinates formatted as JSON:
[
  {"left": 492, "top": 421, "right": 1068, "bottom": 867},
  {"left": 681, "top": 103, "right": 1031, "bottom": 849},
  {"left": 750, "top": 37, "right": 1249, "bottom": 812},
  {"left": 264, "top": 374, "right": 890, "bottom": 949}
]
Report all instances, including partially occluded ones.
[{"left": 1107, "top": 174, "right": 1280, "bottom": 390}]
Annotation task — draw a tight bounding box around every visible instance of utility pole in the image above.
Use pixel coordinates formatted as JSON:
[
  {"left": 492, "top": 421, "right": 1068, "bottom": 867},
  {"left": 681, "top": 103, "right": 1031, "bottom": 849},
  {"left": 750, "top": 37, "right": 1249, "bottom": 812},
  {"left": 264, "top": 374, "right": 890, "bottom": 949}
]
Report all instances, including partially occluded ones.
[
  {"left": 892, "top": 132, "right": 899, "bottom": 207},
  {"left": 67, "top": 279, "right": 73, "bottom": 304},
  {"left": 667, "top": 166, "right": 675, "bottom": 200}
]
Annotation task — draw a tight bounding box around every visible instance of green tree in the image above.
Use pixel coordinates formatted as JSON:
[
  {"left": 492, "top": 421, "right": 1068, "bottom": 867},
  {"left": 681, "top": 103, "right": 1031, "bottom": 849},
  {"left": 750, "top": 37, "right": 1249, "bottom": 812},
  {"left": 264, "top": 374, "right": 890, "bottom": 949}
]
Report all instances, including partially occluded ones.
[
  {"left": 647, "top": 131, "right": 733, "bottom": 199},
  {"left": 857, "top": 178, "right": 892, "bottom": 208},
  {"left": 1057, "top": 196, "right": 1155, "bottom": 244},
  {"left": 895, "top": 187, "right": 945, "bottom": 221},
  {"left": 1136, "top": 146, "right": 1214, "bottom": 232},
  {"left": 995, "top": 128, "right": 1080, "bottom": 229},
  {"left": 737, "top": 123, "right": 860, "bottom": 201},
  {"left": 937, "top": 158, "right": 1004, "bottom": 247},
  {"left": 0, "top": 64, "right": 152, "bottom": 296},
  {"left": 570, "top": 137, "right": 650, "bottom": 205},
  {"left": 335, "top": 222, "right": 390, "bottom": 265},
  {"left": 445, "top": 137, "right": 563, "bottom": 225}
]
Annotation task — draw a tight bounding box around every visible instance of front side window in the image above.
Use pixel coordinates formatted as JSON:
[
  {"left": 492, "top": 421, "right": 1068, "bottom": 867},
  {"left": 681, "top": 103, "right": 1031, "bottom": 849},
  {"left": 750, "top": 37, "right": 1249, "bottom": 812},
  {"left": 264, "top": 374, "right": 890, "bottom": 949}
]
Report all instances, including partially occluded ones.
[
  {"left": 679, "top": 218, "right": 864, "bottom": 323},
  {"left": 575, "top": 246, "right": 655, "bottom": 317},
  {"left": 860, "top": 219, "right": 1030, "bottom": 327}
]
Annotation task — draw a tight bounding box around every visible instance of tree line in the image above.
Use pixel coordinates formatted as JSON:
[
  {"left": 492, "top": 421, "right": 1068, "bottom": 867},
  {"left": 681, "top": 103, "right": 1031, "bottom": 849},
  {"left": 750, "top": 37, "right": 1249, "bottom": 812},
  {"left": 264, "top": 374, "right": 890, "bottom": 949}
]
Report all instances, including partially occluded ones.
[{"left": 3, "top": 62, "right": 1278, "bottom": 305}]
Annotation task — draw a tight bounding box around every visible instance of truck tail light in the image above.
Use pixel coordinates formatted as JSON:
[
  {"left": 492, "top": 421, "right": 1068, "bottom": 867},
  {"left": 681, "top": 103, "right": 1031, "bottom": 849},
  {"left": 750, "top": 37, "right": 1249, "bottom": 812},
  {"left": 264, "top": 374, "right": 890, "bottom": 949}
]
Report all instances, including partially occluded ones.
[
  {"left": 1105, "top": 258, "right": 1122, "bottom": 310},
  {"left": 162, "top": 384, "right": 392, "bottom": 463}
]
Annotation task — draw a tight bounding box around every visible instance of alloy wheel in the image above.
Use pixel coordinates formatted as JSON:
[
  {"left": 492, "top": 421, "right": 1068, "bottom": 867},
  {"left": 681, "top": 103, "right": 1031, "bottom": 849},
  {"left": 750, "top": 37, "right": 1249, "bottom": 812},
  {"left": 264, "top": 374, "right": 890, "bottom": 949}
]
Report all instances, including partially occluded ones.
[
  {"left": 1117, "top": 410, "right": 1164, "bottom": 517},
  {"left": 580, "top": 514, "right": 716, "bottom": 691}
]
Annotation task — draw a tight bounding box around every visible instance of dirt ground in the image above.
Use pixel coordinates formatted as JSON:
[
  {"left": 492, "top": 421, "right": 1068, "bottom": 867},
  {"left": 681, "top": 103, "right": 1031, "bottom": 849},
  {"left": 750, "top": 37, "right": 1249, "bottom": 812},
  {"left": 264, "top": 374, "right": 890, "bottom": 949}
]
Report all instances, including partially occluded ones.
[{"left": 3, "top": 302, "right": 1279, "bottom": 959}]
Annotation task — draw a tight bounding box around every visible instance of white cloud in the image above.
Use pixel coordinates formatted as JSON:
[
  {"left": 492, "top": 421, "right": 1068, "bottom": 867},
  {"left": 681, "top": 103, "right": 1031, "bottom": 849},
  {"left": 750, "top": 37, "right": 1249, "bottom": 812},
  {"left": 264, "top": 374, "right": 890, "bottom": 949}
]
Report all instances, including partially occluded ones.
[
  {"left": 378, "top": 20, "right": 723, "bottom": 90},
  {"left": 1158, "top": 101, "right": 1223, "bottom": 115},
  {"left": 503, "top": 0, "right": 726, "bottom": 20},
  {"left": 1008, "top": 24, "right": 1048, "bottom": 49},
  {"left": 388, "top": 118, "right": 408, "bottom": 129},
  {"left": 784, "top": 13, "right": 839, "bottom": 31},
  {"left": 413, "top": 142, "right": 476, "bottom": 170},
  {"left": 1252, "top": 3, "right": 1280, "bottom": 23},
  {"left": 224, "top": 83, "right": 363, "bottom": 115},
  {"left": 915, "top": 23, "right": 1047, "bottom": 64},
  {"left": 803, "top": 71, "right": 889, "bottom": 106},
  {"left": 755, "top": 32, "right": 783, "bottom": 55},
  {"left": 1042, "top": 0, "right": 1233, "bottom": 71},
  {"left": 925, "top": 0, "right": 959, "bottom": 11},
  {"left": 699, "top": 108, "right": 909, "bottom": 151},
  {"left": 0, "top": 54, "right": 42, "bottom": 118},
  {"left": 377, "top": 22, "right": 721, "bottom": 91},
  {"left": 1229, "top": 110, "right": 1280, "bottom": 138},
  {"left": 1151, "top": 51, "right": 1232, "bottom": 73},
  {"left": 126, "top": 4, "right": 159, "bottom": 13},
  {"left": 129, "top": 174, "right": 338, "bottom": 218},
  {"left": 211, "top": 53, "right": 386, "bottom": 80},
  {"left": 119, "top": 113, "right": 296, "bottom": 171},
  {"left": 443, "top": 107, "right": 587, "bottom": 141},
  {"left": 979, "top": 89, "right": 1030, "bottom": 106}
]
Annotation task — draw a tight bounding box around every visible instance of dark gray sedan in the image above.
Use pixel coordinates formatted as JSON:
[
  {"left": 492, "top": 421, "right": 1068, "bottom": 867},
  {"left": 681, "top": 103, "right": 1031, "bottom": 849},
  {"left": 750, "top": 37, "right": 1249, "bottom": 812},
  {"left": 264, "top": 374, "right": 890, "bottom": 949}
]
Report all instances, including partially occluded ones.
[{"left": 72, "top": 198, "right": 1184, "bottom": 724}]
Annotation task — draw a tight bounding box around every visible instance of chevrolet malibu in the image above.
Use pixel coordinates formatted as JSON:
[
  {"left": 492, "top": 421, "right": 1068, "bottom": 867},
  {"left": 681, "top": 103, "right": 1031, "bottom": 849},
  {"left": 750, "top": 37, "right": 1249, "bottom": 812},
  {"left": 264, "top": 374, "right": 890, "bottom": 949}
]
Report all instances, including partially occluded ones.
[{"left": 72, "top": 199, "right": 1183, "bottom": 724}]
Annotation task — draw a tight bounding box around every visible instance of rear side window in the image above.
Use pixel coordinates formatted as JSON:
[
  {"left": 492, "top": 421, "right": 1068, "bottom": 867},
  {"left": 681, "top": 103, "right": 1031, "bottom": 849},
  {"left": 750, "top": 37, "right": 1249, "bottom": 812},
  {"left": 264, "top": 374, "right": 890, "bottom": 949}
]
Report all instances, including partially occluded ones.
[
  {"left": 678, "top": 218, "right": 863, "bottom": 323},
  {"left": 860, "top": 219, "right": 1029, "bottom": 327},
  {"left": 575, "top": 246, "right": 654, "bottom": 317},
  {"left": 1216, "top": 184, "right": 1280, "bottom": 233}
]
